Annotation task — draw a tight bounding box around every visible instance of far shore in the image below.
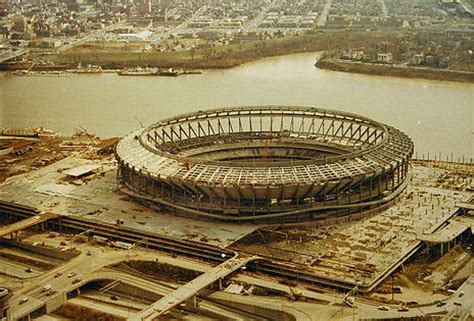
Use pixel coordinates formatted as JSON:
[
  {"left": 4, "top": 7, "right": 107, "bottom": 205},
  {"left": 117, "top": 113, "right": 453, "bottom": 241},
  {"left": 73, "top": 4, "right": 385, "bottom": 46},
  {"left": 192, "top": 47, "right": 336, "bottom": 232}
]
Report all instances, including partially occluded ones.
[
  {"left": 315, "top": 58, "right": 474, "bottom": 83},
  {"left": 0, "top": 30, "right": 410, "bottom": 71},
  {"left": 1, "top": 30, "right": 473, "bottom": 84}
]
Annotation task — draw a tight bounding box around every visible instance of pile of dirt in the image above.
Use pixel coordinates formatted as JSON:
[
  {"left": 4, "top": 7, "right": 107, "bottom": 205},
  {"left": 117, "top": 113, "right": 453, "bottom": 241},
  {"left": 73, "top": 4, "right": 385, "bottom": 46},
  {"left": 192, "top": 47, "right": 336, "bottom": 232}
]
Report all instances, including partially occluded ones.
[
  {"left": 114, "top": 260, "right": 202, "bottom": 283},
  {"left": 54, "top": 303, "right": 125, "bottom": 321}
]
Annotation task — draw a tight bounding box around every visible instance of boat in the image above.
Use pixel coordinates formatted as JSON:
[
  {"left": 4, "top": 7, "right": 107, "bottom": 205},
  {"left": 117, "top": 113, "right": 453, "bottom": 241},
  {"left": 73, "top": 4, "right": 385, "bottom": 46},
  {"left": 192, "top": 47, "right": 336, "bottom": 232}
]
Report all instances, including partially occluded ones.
[
  {"left": 116, "top": 67, "right": 187, "bottom": 77},
  {"left": 1, "top": 127, "right": 59, "bottom": 138},
  {"left": 158, "top": 68, "right": 180, "bottom": 77},
  {"left": 117, "top": 67, "right": 159, "bottom": 76},
  {"left": 68, "top": 63, "right": 103, "bottom": 74},
  {"left": 182, "top": 69, "right": 203, "bottom": 75},
  {"left": 11, "top": 70, "right": 30, "bottom": 76},
  {"left": 11, "top": 70, "right": 66, "bottom": 77}
]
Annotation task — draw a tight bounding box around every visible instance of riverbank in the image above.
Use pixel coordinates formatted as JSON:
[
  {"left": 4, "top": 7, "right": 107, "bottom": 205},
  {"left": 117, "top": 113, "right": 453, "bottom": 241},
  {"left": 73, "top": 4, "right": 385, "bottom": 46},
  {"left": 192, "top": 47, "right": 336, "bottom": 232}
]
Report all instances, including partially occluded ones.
[
  {"left": 1, "top": 30, "right": 407, "bottom": 71},
  {"left": 315, "top": 58, "right": 474, "bottom": 83},
  {"left": 55, "top": 31, "right": 403, "bottom": 69}
]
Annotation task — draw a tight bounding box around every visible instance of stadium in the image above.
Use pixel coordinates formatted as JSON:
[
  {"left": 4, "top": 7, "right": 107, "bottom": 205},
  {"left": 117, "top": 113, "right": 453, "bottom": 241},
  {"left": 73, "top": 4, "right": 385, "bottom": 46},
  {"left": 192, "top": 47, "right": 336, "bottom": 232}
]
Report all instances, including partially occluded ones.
[{"left": 116, "top": 106, "right": 413, "bottom": 223}]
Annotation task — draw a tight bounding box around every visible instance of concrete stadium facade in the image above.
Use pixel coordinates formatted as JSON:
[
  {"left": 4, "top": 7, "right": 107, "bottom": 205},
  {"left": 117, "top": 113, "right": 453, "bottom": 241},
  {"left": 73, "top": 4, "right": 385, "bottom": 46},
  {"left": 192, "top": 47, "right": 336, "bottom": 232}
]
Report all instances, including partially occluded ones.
[{"left": 116, "top": 106, "right": 414, "bottom": 223}]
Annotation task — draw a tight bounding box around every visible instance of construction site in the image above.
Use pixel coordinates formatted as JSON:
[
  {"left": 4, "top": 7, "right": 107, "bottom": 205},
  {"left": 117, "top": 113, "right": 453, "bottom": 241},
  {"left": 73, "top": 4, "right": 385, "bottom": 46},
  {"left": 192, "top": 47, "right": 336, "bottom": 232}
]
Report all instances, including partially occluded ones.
[{"left": 0, "top": 106, "right": 473, "bottom": 321}]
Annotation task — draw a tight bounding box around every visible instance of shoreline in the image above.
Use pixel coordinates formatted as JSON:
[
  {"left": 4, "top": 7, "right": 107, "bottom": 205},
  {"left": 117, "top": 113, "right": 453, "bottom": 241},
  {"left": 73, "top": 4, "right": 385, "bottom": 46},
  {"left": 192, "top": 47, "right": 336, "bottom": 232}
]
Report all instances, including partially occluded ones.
[
  {"left": 315, "top": 58, "right": 474, "bottom": 84},
  {"left": 3, "top": 54, "right": 473, "bottom": 84},
  {"left": 1, "top": 30, "right": 408, "bottom": 71},
  {"left": 1, "top": 28, "right": 473, "bottom": 84}
]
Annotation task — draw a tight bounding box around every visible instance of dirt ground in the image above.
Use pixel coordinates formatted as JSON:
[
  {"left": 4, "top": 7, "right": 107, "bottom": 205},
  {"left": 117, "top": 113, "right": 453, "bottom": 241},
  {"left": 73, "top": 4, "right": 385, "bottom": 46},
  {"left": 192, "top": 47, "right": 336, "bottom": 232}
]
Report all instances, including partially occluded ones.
[{"left": 367, "top": 242, "right": 473, "bottom": 304}]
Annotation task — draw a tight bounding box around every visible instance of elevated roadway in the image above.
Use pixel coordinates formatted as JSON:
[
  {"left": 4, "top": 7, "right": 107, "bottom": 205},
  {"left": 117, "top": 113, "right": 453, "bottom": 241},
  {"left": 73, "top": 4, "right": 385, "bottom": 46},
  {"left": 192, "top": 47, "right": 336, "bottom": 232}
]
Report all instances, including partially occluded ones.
[
  {"left": 130, "top": 255, "right": 258, "bottom": 320},
  {"left": 418, "top": 217, "right": 472, "bottom": 244},
  {"left": 0, "top": 212, "right": 61, "bottom": 238},
  {"left": 0, "top": 49, "right": 28, "bottom": 63}
]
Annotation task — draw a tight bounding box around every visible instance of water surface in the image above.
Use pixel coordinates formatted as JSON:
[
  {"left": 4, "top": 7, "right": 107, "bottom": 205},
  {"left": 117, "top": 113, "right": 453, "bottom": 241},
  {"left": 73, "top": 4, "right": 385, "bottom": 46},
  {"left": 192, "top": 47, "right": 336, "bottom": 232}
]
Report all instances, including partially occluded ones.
[{"left": 1, "top": 52, "right": 472, "bottom": 158}]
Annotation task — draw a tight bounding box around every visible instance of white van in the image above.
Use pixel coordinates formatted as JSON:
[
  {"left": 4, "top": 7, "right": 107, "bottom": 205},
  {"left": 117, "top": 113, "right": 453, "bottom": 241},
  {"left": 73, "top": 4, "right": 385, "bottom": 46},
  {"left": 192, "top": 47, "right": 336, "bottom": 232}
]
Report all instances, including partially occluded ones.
[{"left": 42, "top": 284, "right": 52, "bottom": 292}]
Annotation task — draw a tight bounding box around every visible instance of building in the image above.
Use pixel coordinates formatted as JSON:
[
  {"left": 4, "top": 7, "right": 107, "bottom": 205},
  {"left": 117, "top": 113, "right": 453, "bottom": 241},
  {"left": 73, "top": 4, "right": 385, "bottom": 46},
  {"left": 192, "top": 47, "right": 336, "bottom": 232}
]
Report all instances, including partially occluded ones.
[
  {"left": 376, "top": 52, "right": 393, "bottom": 63},
  {"left": 116, "top": 106, "right": 413, "bottom": 223},
  {"left": 28, "top": 38, "right": 62, "bottom": 49},
  {"left": 117, "top": 29, "right": 151, "bottom": 42},
  {"left": 341, "top": 49, "right": 364, "bottom": 60}
]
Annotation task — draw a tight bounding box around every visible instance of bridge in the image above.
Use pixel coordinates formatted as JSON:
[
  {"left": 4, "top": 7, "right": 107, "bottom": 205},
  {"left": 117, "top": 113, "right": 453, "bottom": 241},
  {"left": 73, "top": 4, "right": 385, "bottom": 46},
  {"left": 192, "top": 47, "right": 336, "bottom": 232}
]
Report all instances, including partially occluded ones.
[
  {"left": 0, "top": 48, "right": 28, "bottom": 63},
  {"left": 130, "top": 255, "right": 258, "bottom": 320},
  {"left": 0, "top": 212, "right": 62, "bottom": 238}
]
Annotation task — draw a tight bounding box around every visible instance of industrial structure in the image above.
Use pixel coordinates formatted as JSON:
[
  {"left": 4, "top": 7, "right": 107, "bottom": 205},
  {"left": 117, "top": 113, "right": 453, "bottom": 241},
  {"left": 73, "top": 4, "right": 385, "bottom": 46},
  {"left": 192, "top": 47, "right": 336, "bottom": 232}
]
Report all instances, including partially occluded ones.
[{"left": 116, "top": 106, "right": 414, "bottom": 223}]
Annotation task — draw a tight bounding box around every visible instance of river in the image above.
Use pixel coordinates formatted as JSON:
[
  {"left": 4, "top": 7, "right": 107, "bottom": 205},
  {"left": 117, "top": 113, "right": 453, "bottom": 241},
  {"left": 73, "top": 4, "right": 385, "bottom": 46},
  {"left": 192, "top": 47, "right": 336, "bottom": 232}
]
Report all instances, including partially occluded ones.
[{"left": 0, "top": 52, "right": 472, "bottom": 158}]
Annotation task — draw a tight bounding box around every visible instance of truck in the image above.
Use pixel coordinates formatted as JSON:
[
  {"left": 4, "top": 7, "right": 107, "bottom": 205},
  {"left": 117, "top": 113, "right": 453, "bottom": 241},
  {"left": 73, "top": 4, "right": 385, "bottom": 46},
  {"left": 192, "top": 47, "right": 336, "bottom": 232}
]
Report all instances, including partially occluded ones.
[{"left": 111, "top": 241, "right": 133, "bottom": 250}]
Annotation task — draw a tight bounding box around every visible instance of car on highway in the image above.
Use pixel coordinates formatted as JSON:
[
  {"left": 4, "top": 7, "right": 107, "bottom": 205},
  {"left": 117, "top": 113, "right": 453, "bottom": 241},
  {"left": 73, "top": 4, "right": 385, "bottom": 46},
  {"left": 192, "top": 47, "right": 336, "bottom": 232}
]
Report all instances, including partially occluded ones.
[
  {"left": 54, "top": 272, "right": 63, "bottom": 278},
  {"left": 46, "top": 290, "right": 57, "bottom": 296},
  {"left": 19, "top": 297, "right": 28, "bottom": 304},
  {"left": 110, "top": 295, "right": 119, "bottom": 301},
  {"left": 72, "top": 278, "right": 82, "bottom": 284},
  {"left": 436, "top": 301, "right": 447, "bottom": 307},
  {"left": 0, "top": 288, "right": 8, "bottom": 298},
  {"left": 453, "top": 301, "right": 462, "bottom": 306},
  {"left": 459, "top": 291, "right": 465, "bottom": 297},
  {"left": 343, "top": 296, "right": 354, "bottom": 307},
  {"left": 25, "top": 267, "right": 33, "bottom": 273},
  {"left": 68, "top": 272, "right": 76, "bottom": 278},
  {"left": 377, "top": 305, "right": 390, "bottom": 311}
]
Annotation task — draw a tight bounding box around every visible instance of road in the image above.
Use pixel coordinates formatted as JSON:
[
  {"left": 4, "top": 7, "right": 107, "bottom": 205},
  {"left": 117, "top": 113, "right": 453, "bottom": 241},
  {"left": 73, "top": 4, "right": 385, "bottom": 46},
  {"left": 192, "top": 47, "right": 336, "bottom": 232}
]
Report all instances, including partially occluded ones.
[
  {"left": 0, "top": 212, "right": 61, "bottom": 238},
  {"left": 7, "top": 237, "right": 474, "bottom": 321},
  {"left": 55, "top": 21, "right": 125, "bottom": 53},
  {"left": 339, "top": 275, "right": 474, "bottom": 320},
  {"left": 130, "top": 254, "right": 258, "bottom": 320},
  {"left": 377, "top": 0, "right": 389, "bottom": 18},
  {"left": 317, "top": 0, "right": 333, "bottom": 27},
  {"left": 0, "top": 48, "right": 28, "bottom": 63},
  {"left": 242, "top": 1, "right": 275, "bottom": 32}
]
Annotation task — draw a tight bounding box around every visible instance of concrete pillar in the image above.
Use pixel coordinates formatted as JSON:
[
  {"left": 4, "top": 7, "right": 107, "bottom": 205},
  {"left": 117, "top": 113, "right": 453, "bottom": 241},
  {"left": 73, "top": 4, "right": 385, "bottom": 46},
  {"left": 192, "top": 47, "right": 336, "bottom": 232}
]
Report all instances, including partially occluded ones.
[
  {"left": 185, "top": 295, "right": 197, "bottom": 308},
  {"left": 440, "top": 243, "right": 444, "bottom": 256},
  {"left": 46, "top": 292, "right": 67, "bottom": 313}
]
